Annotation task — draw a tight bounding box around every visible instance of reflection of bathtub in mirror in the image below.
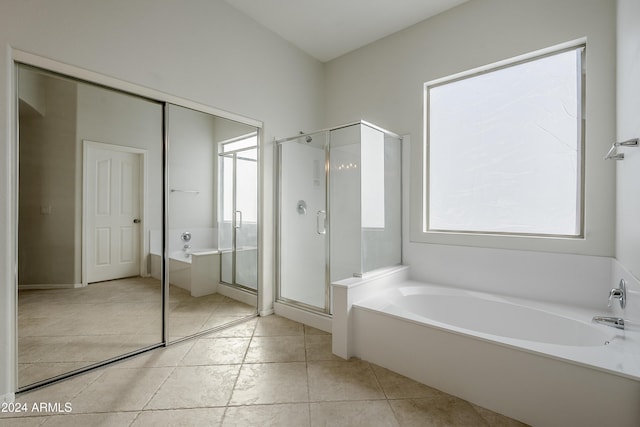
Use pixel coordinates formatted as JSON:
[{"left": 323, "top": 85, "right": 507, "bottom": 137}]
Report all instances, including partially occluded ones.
[{"left": 150, "top": 229, "right": 220, "bottom": 297}]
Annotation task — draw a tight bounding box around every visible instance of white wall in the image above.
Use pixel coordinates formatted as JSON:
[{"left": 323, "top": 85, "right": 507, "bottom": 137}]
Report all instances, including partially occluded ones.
[
  {"left": 0, "top": 0, "right": 324, "bottom": 398},
  {"left": 325, "top": 0, "right": 616, "bottom": 307}
]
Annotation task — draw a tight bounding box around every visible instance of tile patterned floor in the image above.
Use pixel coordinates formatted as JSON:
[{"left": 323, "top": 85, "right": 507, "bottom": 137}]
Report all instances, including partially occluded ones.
[
  {"left": 18, "top": 278, "right": 256, "bottom": 387},
  {"left": 4, "top": 315, "right": 528, "bottom": 426}
]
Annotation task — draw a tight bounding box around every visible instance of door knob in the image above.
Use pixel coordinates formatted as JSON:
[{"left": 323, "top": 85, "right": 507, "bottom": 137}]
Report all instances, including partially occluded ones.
[{"left": 133, "top": 218, "right": 141, "bottom": 224}]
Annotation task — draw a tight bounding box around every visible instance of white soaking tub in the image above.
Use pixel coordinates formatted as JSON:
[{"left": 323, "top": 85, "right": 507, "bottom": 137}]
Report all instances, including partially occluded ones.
[{"left": 335, "top": 273, "right": 640, "bottom": 427}]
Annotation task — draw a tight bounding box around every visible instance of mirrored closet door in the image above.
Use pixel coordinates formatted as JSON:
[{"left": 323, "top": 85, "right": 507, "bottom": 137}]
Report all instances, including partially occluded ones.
[
  {"left": 16, "top": 64, "right": 164, "bottom": 389},
  {"left": 16, "top": 64, "right": 261, "bottom": 390}
]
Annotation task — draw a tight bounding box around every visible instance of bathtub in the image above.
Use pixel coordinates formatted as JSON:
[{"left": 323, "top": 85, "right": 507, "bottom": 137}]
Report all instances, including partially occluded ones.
[
  {"left": 364, "top": 284, "right": 619, "bottom": 347},
  {"left": 332, "top": 267, "right": 640, "bottom": 426},
  {"left": 150, "top": 249, "right": 220, "bottom": 297}
]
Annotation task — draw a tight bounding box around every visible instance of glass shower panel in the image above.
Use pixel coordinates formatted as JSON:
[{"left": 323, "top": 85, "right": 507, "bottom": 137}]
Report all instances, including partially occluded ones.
[
  {"left": 278, "top": 131, "right": 328, "bottom": 311},
  {"left": 361, "top": 126, "right": 402, "bottom": 273},
  {"left": 329, "top": 124, "right": 363, "bottom": 281}
]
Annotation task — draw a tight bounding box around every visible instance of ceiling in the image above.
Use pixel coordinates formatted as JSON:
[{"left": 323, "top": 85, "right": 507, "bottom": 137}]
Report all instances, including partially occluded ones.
[{"left": 223, "top": 0, "right": 468, "bottom": 62}]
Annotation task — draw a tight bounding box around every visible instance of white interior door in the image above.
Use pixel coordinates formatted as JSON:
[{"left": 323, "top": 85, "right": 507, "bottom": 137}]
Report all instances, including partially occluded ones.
[{"left": 86, "top": 145, "right": 141, "bottom": 283}]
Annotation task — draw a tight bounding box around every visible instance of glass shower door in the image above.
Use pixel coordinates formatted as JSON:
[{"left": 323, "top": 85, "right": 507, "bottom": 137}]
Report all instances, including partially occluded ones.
[{"left": 278, "top": 132, "right": 329, "bottom": 312}]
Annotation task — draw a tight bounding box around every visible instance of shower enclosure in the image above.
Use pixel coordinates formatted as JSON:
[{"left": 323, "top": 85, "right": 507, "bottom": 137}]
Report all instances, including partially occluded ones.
[{"left": 276, "top": 121, "right": 402, "bottom": 314}]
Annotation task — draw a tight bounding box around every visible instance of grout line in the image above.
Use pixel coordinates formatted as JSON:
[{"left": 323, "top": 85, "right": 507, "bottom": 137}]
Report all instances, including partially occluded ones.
[
  {"left": 127, "top": 410, "right": 142, "bottom": 427},
  {"left": 304, "top": 324, "right": 313, "bottom": 426},
  {"left": 368, "top": 362, "right": 389, "bottom": 400},
  {"left": 138, "top": 365, "right": 178, "bottom": 412},
  {"left": 221, "top": 315, "right": 258, "bottom": 423}
]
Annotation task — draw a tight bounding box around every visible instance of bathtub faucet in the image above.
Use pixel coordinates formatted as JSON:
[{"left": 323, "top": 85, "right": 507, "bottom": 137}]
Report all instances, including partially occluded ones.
[
  {"left": 608, "top": 279, "right": 626, "bottom": 309},
  {"left": 592, "top": 316, "right": 625, "bottom": 330}
]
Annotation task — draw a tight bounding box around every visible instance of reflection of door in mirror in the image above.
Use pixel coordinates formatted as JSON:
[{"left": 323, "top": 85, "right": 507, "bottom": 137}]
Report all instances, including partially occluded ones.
[
  {"left": 16, "top": 64, "right": 163, "bottom": 389},
  {"left": 166, "top": 105, "right": 258, "bottom": 342},
  {"left": 85, "top": 143, "right": 144, "bottom": 283}
]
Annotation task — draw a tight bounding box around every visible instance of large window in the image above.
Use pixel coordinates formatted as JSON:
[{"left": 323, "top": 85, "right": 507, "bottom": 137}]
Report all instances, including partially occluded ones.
[{"left": 425, "top": 46, "right": 584, "bottom": 237}]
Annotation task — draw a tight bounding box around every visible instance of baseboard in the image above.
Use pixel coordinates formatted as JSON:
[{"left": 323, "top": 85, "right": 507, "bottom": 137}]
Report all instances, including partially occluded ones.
[
  {"left": 18, "top": 283, "right": 81, "bottom": 290},
  {"left": 2, "top": 393, "right": 15, "bottom": 403},
  {"left": 259, "top": 308, "right": 275, "bottom": 316},
  {"left": 274, "top": 301, "right": 332, "bottom": 333}
]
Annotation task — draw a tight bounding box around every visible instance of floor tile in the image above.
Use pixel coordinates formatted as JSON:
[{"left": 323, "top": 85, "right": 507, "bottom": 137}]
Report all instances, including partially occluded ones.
[
  {"left": 304, "top": 325, "right": 330, "bottom": 335},
  {"left": 230, "top": 362, "right": 308, "bottom": 405},
  {"left": 310, "top": 400, "right": 399, "bottom": 427},
  {"left": 14, "top": 287, "right": 526, "bottom": 427},
  {"left": 205, "top": 318, "right": 257, "bottom": 337},
  {"left": 213, "top": 301, "right": 257, "bottom": 316},
  {"left": 69, "top": 367, "right": 173, "bottom": 413},
  {"left": 305, "top": 335, "right": 341, "bottom": 361},
  {"left": 167, "top": 313, "right": 211, "bottom": 337},
  {"left": 222, "top": 403, "right": 309, "bottom": 427},
  {"left": 145, "top": 365, "right": 240, "bottom": 409},
  {"left": 0, "top": 418, "right": 48, "bottom": 426},
  {"left": 471, "top": 404, "right": 529, "bottom": 427},
  {"left": 307, "top": 360, "right": 385, "bottom": 402},
  {"left": 371, "top": 364, "right": 445, "bottom": 399},
  {"left": 9, "top": 369, "right": 105, "bottom": 418},
  {"left": 244, "top": 336, "right": 305, "bottom": 363},
  {"left": 389, "top": 396, "right": 490, "bottom": 427},
  {"left": 40, "top": 412, "right": 138, "bottom": 426},
  {"left": 131, "top": 408, "right": 225, "bottom": 426},
  {"left": 180, "top": 338, "right": 250, "bottom": 365},
  {"left": 112, "top": 341, "right": 195, "bottom": 369},
  {"left": 201, "top": 316, "right": 257, "bottom": 332},
  {"left": 254, "top": 316, "right": 304, "bottom": 337},
  {"left": 18, "top": 362, "right": 93, "bottom": 387}
]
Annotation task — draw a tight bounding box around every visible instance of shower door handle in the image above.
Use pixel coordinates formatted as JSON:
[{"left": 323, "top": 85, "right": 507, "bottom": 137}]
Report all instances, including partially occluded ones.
[
  {"left": 234, "top": 210, "right": 243, "bottom": 229},
  {"left": 316, "top": 210, "right": 326, "bottom": 235}
]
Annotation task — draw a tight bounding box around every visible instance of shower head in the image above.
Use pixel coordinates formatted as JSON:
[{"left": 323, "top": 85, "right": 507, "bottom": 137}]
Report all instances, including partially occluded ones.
[{"left": 299, "top": 131, "right": 312, "bottom": 143}]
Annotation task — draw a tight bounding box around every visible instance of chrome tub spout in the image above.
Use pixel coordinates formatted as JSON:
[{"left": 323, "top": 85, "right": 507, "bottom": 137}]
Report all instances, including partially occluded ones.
[{"left": 593, "top": 316, "right": 625, "bottom": 330}]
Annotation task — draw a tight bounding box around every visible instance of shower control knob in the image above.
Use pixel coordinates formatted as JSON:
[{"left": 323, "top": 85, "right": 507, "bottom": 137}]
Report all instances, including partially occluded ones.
[{"left": 133, "top": 218, "right": 141, "bottom": 224}]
